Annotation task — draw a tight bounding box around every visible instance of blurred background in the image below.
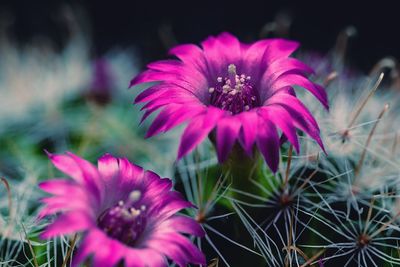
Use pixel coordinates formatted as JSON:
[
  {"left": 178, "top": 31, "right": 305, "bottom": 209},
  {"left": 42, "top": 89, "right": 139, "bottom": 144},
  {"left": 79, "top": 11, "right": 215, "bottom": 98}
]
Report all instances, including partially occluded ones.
[{"left": 1, "top": 0, "right": 399, "bottom": 70}]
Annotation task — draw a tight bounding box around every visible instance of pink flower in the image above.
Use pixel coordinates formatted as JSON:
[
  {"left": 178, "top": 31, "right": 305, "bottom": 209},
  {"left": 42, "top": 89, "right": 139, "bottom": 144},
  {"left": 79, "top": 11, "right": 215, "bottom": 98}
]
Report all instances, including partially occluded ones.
[
  {"left": 131, "top": 32, "right": 327, "bottom": 172},
  {"left": 39, "top": 152, "right": 205, "bottom": 267}
]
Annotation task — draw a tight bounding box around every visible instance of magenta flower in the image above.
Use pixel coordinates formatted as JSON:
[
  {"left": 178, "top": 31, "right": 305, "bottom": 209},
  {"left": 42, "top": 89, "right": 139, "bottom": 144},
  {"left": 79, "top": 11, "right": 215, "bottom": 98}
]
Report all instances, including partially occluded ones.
[
  {"left": 38, "top": 152, "right": 205, "bottom": 267},
  {"left": 130, "top": 32, "right": 327, "bottom": 172}
]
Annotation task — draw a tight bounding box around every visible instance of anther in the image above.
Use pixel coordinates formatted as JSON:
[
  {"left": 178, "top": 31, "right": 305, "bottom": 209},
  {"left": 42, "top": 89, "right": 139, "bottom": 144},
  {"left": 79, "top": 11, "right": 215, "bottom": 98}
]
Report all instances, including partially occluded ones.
[
  {"left": 228, "top": 64, "right": 237, "bottom": 75},
  {"left": 228, "top": 64, "right": 237, "bottom": 86},
  {"left": 129, "top": 190, "right": 141, "bottom": 203}
]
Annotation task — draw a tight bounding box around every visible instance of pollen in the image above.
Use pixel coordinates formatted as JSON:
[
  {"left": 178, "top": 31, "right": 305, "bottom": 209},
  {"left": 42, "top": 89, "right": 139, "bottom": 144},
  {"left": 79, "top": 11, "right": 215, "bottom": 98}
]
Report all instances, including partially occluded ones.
[
  {"left": 129, "top": 190, "right": 142, "bottom": 203},
  {"left": 228, "top": 64, "right": 237, "bottom": 75}
]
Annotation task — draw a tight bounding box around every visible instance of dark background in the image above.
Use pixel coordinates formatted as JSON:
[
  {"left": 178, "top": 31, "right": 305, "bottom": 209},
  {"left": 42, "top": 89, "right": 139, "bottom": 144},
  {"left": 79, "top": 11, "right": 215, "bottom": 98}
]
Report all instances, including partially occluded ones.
[{"left": 1, "top": 0, "right": 399, "bottom": 72}]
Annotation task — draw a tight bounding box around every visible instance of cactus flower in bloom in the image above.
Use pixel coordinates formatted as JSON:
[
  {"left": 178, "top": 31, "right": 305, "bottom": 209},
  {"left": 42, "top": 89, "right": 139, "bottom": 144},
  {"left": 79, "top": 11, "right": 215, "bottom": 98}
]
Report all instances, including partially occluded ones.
[
  {"left": 39, "top": 152, "right": 205, "bottom": 267},
  {"left": 131, "top": 32, "right": 327, "bottom": 172}
]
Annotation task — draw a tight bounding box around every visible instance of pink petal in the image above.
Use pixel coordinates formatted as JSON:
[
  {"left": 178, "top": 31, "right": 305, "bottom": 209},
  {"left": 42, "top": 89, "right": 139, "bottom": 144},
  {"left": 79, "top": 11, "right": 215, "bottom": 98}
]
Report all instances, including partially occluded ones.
[
  {"left": 39, "top": 179, "right": 78, "bottom": 195},
  {"left": 258, "top": 106, "right": 300, "bottom": 153},
  {"left": 262, "top": 39, "right": 300, "bottom": 64},
  {"left": 118, "top": 158, "right": 144, "bottom": 182},
  {"left": 151, "top": 197, "right": 194, "bottom": 220},
  {"left": 129, "top": 69, "right": 166, "bottom": 87},
  {"left": 271, "top": 73, "right": 328, "bottom": 109},
  {"left": 66, "top": 152, "right": 104, "bottom": 203},
  {"left": 141, "top": 174, "right": 173, "bottom": 206},
  {"left": 139, "top": 105, "right": 162, "bottom": 124},
  {"left": 146, "top": 234, "right": 205, "bottom": 267},
  {"left": 168, "top": 43, "right": 208, "bottom": 75},
  {"left": 72, "top": 229, "right": 109, "bottom": 266},
  {"left": 145, "top": 103, "right": 204, "bottom": 138},
  {"left": 47, "top": 152, "right": 85, "bottom": 184},
  {"left": 265, "top": 92, "right": 320, "bottom": 132},
  {"left": 159, "top": 215, "right": 205, "bottom": 237},
  {"left": 147, "top": 60, "right": 208, "bottom": 91},
  {"left": 256, "top": 117, "right": 280, "bottom": 173},
  {"left": 38, "top": 193, "right": 93, "bottom": 219},
  {"left": 125, "top": 248, "right": 165, "bottom": 267},
  {"left": 41, "top": 211, "right": 94, "bottom": 239},
  {"left": 140, "top": 90, "right": 199, "bottom": 111},
  {"left": 177, "top": 107, "right": 224, "bottom": 160},
  {"left": 260, "top": 58, "right": 314, "bottom": 101},
  {"left": 132, "top": 60, "right": 209, "bottom": 100},
  {"left": 238, "top": 111, "right": 259, "bottom": 156},
  {"left": 162, "top": 104, "right": 206, "bottom": 133},
  {"left": 216, "top": 117, "right": 242, "bottom": 162},
  {"left": 242, "top": 38, "right": 299, "bottom": 81},
  {"left": 106, "top": 158, "right": 145, "bottom": 203},
  {"left": 92, "top": 239, "right": 125, "bottom": 267},
  {"left": 241, "top": 39, "right": 270, "bottom": 81},
  {"left": 215, "top": 32, "right": 242, "bottom": 67},
  {"left": 97, "top": 154, "right": 120, "bottom": 183},
  {"left": 201, "top": 35, "right": 227, "bottom": 79},
  {"left": 135, "top": 85, "right": 187, "bottom": 104},
  {"left": 159, "top": 233, "right": 205, "bottom": 265}
]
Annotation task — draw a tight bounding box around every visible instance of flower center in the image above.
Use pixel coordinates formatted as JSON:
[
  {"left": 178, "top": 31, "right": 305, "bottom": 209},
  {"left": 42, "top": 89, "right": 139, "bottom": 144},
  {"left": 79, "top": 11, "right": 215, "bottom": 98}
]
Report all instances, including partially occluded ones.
[
  {"left": 97, "top": 190, "right": 147, "bottom": 246},
  {"left": 357, "top": 233, "right": 371, "bottom": 248},
  {"left": 208, "top": 64, "right": 258, "bottom": 114},
  {"left": 279, "top": 193, "right": 293, "bottom": 208},
  {"left": 340, "top": 129, "right": 351, "bottom": 144}
]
